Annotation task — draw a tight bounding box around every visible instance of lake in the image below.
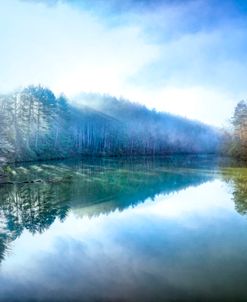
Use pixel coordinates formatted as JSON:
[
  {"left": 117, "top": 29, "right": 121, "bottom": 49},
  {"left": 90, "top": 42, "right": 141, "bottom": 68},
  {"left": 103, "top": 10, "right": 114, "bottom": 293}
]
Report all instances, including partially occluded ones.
[{"left": 0, "top": 155, "right": 247, "bottom": 301}]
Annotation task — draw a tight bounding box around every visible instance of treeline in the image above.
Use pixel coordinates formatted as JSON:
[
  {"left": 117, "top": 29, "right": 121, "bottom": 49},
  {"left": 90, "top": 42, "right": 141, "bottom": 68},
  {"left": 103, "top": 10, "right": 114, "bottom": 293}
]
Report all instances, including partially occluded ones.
[
  {"left": 0, "top": 86, "right": 121, "bottom": 162},
  {"left": 0, "top": 86, "right": 220, "bottom": 163},
  {"left": 75, "top": 93, "right": 220, "bottom": 154},
  {"left": 223, "top": 100, "right": 247, "bottom": 160}
]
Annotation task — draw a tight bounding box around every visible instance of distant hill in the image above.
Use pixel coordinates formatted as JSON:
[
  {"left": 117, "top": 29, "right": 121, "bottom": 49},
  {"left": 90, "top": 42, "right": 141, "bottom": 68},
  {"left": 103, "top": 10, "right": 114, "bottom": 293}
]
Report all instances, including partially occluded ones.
[
  {"left": 74, "top": 93, "right": 221, "bottom": 154},
  {"left": 0, "top": 86, "right": 221, "bottom": 164}
]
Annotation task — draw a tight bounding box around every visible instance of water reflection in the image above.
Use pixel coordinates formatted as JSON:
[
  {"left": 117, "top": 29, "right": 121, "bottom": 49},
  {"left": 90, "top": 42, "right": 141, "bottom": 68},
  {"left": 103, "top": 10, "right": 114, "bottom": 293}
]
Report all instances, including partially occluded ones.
[
  {"left": 0, "top": 156, "right": 216, "bottom": 264},
  {"left": 1, "top": 156, "right": 247, "bottom": 301}
]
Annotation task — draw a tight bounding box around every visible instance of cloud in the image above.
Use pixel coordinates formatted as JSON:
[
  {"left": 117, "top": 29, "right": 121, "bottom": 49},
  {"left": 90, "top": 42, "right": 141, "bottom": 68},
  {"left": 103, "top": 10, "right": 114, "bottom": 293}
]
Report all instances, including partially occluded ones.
[
  {"left": 1, "top": 0, "right": 247, "bottom": 125},
  {"left": 0, "top": 0, "right": 158, "bottom": 95},
  {"left": 129, "top": 22, "right": 247, "bottom": 90}
]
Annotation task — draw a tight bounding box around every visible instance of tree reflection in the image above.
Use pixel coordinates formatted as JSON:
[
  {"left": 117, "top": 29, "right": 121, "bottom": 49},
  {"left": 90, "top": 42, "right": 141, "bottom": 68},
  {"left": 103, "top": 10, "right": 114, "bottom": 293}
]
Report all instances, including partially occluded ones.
[
  {"left": 221, "top": 168, "right": 247, "bottom": 215},
  {"left": 0, "top": 156, "right": 216, "bottom": 263},
  {"left": 1, "top": 184, "right": 70, "bottom": 237},
  {"left": 0, "top": 183, "right": 70, "bottom": 263}
]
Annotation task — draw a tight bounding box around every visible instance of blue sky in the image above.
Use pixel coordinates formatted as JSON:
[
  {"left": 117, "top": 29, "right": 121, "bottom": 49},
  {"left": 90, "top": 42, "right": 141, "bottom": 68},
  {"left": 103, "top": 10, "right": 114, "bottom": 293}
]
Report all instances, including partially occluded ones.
[{"left": 1, "top": 0, "right": 247, "bottom": 126}]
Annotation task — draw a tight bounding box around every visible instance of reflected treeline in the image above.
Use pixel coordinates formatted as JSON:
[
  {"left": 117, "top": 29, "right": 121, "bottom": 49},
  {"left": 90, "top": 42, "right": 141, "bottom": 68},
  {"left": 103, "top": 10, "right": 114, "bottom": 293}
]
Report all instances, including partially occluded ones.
[
  {"left": 1, "top": 184, "right": 69, "bottom": 237},
  {"left": 221, "top": 167, "right": 247, "bottom": 215},
  {"left": 0, "top": 156, "right": 217, "bottom": 263}
]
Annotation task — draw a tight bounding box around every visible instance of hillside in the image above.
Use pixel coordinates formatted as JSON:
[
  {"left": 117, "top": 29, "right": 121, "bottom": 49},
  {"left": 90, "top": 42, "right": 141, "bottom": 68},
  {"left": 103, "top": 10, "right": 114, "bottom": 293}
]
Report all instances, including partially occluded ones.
[
  {"left": 0, "top": 86, "right": 220, "bottom": 165},
  {"left": 74, "top": 93, "right": 220, "bottom": 154}
]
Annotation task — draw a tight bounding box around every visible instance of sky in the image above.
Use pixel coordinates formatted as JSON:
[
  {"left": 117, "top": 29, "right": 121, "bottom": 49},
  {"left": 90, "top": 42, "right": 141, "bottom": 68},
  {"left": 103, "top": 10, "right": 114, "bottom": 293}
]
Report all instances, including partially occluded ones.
[{"left": 1, "top": 0, "right": 247, "bottom": 126}]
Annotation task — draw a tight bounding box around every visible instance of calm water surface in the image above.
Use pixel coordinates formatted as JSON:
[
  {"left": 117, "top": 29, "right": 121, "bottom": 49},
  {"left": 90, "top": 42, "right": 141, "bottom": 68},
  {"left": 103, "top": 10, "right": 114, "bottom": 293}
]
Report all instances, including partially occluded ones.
[{"left": 0, "top": 156, "right": 247, "bottom": 301}]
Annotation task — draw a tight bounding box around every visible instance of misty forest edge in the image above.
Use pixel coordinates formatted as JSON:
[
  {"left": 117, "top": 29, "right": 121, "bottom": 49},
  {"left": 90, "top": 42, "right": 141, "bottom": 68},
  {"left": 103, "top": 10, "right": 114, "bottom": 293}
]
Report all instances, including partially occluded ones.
[{"left": 0, "top": 85, "right": 245, "bottom": 174}]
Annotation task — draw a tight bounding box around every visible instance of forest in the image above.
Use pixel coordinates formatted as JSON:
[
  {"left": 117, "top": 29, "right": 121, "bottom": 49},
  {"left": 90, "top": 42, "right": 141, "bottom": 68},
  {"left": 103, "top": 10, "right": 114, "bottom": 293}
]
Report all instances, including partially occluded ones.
[
  {"left": 223, "top": 100, "right": 247, "bottom": 160},
  {"left": 0, "top": 85, "right": 220, "bottom": 168}
]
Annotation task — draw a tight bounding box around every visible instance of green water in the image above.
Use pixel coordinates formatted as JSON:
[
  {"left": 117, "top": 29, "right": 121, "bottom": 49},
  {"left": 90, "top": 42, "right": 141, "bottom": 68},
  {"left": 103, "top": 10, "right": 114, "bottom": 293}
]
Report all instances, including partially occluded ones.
[{"left": 0, "top": 156, "right": 247, "bottom": 301}]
